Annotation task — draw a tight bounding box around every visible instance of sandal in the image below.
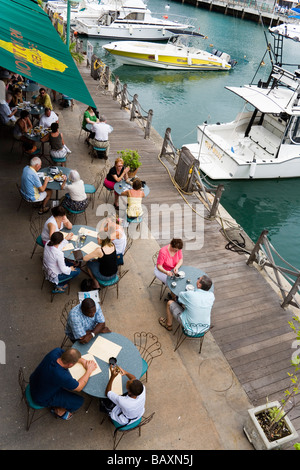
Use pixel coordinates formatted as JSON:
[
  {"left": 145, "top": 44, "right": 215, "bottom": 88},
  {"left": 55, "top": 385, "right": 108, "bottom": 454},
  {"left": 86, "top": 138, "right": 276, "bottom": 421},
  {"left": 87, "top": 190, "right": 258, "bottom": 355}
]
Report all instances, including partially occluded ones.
[
  {"left": 51, "top": 409, "right": 73, "bottom": 420},
  {"left": 52, "top": 284, "right": 68, "bottom": 294},
  {"left": 38, "top": 206, "right": 50, "bottom": 215},
  {"left": 159, "top": 317, "right": 172, "bottom": 331}
]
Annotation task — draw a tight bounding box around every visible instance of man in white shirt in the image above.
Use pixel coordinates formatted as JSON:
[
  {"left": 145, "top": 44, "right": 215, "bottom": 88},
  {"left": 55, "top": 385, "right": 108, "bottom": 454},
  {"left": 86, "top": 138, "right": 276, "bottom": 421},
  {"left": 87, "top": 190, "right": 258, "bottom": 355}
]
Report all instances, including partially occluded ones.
[
  {"left": 90, "top": 114, "right": 113, "bottom": 159},
  {"left": 39, "top": 107, "right": 58, "bottom": 128},
  {"left": 101, "top": 365, "right": 146, "bottom": 426},
  {"left": 0, "top": 92, "right": 18, "bottom": 126}
]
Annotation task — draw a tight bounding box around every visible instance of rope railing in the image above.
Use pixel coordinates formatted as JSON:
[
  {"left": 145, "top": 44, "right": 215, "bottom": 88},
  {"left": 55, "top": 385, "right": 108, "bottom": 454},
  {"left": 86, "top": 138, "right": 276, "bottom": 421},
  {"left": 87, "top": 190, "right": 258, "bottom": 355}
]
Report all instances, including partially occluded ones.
[{"left": 247, "top": 229, "right": 300, "bottom": 309}]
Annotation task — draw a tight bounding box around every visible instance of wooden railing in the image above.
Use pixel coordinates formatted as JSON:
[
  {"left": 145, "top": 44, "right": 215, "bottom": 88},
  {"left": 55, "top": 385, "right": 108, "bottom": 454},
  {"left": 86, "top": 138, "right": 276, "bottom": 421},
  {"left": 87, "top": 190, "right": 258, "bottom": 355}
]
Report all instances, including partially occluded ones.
[{"left": 247, "top": 229, "right": 300, "bottom": 309}]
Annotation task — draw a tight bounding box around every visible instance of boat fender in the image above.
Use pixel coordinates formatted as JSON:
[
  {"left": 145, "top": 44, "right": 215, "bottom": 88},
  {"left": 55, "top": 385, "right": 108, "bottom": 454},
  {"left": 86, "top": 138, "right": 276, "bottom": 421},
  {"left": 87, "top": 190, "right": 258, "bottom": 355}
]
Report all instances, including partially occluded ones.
[
  {"left": 155, "top": 53, "right": 159, "bottom": 61},
  {"left": 129, "top": 25, "right": 133, "bottom": 35},
  {"left": 249, "top": 159, "right": 257, "bottom": 179},
  {"left": 187, "top": 54, "right": 192, "bottom": 66},
  {"left": 162, "top": 28, "right": 165, "bottom": 36}
]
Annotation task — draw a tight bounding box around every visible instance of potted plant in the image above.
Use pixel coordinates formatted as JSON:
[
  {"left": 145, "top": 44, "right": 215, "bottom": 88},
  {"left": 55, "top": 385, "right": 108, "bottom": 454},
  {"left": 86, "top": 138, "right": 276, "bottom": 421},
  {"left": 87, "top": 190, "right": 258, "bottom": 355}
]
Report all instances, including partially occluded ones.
[
  {"left": 244, "top": 316, "right": 300, "bottom": 450},
  {"left": 118, "top": 149, "right": 142, "bottom": 178}
]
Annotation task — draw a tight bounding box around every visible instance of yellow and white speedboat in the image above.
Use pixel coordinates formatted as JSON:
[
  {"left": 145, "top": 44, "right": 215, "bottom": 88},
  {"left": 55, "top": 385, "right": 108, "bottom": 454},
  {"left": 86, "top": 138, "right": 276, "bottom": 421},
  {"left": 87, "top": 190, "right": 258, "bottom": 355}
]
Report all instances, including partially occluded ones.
[{"left": 103, "top": 35, "right": 236, "bottom": 70}]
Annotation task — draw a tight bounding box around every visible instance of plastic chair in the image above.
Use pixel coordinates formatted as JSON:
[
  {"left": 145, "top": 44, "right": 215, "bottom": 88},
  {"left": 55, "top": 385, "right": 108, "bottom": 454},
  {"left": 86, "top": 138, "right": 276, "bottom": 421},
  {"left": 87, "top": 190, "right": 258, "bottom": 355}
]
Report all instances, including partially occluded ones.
[
  {"left": 173, "top": 324, "right": 210, "bottom": 353},
  {"left": 148, "top": 251, "right": 167, "bottom": 300},
  {"left": 101, "top": 412, "right": 155, "bottom": 450},
  {"left": 18, "top": 367, "right": 48, "bottom": 431},
  {"left": 60, "top": 298, "right": 79, "bottom": 348},
  {"left": 133, "top": 332, "right": 162, "bottom": 382}
]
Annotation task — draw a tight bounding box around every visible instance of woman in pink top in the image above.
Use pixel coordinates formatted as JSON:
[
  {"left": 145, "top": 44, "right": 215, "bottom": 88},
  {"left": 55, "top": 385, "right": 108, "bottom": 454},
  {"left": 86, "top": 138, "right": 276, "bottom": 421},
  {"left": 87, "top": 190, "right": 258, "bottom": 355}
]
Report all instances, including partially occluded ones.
[{"left": 155, "top": 238, "right": 183, "bottom": 284}]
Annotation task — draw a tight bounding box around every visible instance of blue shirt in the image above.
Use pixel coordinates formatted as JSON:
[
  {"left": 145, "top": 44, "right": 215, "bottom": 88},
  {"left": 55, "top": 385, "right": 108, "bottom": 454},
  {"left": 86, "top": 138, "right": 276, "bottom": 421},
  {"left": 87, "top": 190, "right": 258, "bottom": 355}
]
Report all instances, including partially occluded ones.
[
  {"left": 65, "top": 303, "right": 105, "bottom": 341},
  {"left": 178, "top": 289, "right": 215, "bottom": 335},
  {"left": 21, "top": 165, "right": 42, "bottom": 201},
  {"left": 29, "top": 348, "right": 79, "bottom": 407}
]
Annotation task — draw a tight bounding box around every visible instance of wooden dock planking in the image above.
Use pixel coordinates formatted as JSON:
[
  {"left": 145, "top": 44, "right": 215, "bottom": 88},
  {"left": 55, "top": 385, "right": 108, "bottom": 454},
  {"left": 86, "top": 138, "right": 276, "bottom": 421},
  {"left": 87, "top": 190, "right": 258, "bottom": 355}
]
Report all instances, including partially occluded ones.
[{"left": 79, "top": 66, "right": 299, "bottom": 445}]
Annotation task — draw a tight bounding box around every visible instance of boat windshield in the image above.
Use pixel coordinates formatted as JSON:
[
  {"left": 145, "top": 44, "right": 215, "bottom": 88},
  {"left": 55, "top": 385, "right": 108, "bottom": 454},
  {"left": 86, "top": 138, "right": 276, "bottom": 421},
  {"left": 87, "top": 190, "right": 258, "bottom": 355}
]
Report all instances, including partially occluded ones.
[{"left": 168, "top": 35, "right": 204, "bottom": 48}]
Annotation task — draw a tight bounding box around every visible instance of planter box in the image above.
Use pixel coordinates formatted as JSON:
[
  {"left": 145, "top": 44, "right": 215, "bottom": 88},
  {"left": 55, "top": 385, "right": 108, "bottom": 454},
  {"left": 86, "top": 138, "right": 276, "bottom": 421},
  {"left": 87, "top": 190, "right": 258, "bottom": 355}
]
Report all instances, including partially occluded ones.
[{"left": 243, "top": 401, "right": 298, "bottom": 450}]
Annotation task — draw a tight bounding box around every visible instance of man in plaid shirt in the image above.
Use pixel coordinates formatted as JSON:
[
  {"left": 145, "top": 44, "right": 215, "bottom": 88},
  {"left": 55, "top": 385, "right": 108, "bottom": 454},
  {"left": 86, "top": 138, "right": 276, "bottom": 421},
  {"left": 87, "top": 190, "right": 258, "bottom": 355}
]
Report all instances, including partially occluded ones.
[{"left": 65, "top": 298, "right": 111, "bottom": 344}]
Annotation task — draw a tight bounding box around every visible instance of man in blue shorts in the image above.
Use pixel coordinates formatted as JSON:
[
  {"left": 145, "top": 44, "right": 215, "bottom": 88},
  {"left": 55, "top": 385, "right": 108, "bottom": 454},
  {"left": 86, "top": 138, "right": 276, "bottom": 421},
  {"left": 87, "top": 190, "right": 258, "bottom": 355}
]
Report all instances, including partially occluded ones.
[
  {"left": 20, "top": 156, "right": 52, "bottom": 215},
  {"left": 29, "top": 347, "right": 97, "bottom": 420}
]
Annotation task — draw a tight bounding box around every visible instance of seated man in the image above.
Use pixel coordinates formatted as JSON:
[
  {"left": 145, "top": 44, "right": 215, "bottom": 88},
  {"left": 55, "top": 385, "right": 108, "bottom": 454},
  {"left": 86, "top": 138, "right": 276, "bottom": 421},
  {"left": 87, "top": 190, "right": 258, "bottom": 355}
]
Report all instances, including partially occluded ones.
[
  {"left": 35, "top": 87, "right": 53, "bottom": 110},
  {"left": 159, "top": 274, "right": 215, "bottom": 333},
  {"left": 65, "top": 298, "right": 111, "bottom": 344},
  {"left": 101, "top": 365, "right": 146, "bottom": 427},
  {"left": 20, "top": 156, "right": 52, "bottom": 215},
  {"left": 0, "top": 92, "right": 18, "bottom": 126},
  {"left": 29, "top": 347, "right": 97, "bottom": 420},
  {"left": 89, "top": 114, "right": 113, "bottom": 159},
  {"left": 39, "top": 107, "right": 58, "bottom": 128}
]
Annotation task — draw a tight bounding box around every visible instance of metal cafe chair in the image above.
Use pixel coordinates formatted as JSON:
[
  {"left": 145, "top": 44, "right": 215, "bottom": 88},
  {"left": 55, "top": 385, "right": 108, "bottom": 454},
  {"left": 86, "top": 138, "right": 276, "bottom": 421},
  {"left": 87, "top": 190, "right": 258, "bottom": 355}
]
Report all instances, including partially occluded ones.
[
  {"left": 16, "top": 183, "right": 41, "bottom": 218},
  {"left": 173, "top": 323, "right": 210, "bottom": 354},
  {"left": 60, "top": 298, "right": 79, "bottom": 348},
  {"left": 133, "top": 332, "right": 162, "bottom": 383},
  {"left": 101, "top": 412, "right": 155, "bottom": 450},
  {"left": 41, "top": 265, "right": 71, "bottom": 303},
  {"left": 29, "top": 214, "right": 44, "bottom": 258},
  {"left": 18, "top": 367, "right": 48, "bottom": 431},
  {"left": 148, "top": 251, "right": 167, "bottom": 300}
]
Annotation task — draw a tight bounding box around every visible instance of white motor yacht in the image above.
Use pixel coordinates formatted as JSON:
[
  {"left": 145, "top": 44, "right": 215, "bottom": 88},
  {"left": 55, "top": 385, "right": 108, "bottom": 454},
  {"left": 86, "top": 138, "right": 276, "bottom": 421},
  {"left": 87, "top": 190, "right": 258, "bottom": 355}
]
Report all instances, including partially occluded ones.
[
  {"left": 73, "top": 0, "right": 197, "bottom": 40},
  {"left": 182, "top": 65, "right": 300, "bottom": 180}
]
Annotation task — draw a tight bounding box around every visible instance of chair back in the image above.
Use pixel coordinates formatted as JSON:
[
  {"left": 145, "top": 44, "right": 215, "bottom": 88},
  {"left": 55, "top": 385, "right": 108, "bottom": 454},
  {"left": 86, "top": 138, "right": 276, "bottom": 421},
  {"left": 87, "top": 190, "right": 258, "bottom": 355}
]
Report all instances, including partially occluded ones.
[
  {"left": 113, "top": 412, "right": 155, "bottom": 450},
  {"left": 152, "top": 251, "right": 159, "bottom": 266},
  {"left": 61, "top": 298, "right": 79, "bottom": 328},
  {"left": 18, "top": 367, "right": 27, "bottom": 399},
  {"left": 133, "top": 332, "right": 162, "bottom": 368},
  {"left": 29, "top": 214, "right": 44, "bottom": 241}
]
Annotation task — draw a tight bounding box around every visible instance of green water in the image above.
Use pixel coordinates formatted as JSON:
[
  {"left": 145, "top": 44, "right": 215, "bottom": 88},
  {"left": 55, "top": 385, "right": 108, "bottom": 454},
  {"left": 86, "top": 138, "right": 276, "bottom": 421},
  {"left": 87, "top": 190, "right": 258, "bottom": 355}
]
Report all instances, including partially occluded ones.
[{"left": 82, "top": 0, "right": 300, "bottom": 268}]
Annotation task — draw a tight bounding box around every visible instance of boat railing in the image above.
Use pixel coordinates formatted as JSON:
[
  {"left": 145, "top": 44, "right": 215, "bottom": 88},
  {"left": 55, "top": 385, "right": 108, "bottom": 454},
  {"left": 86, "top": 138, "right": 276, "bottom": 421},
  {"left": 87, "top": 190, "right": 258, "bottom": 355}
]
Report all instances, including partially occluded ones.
[
  {"left": 247, "top": 229, "right": 300, "bottom": 310},
  {"left": 152, "top": 13, "right": 198, "bottom": 27},
  {"left": 159, "top": 128, "right": 224, "bottom": 219}
]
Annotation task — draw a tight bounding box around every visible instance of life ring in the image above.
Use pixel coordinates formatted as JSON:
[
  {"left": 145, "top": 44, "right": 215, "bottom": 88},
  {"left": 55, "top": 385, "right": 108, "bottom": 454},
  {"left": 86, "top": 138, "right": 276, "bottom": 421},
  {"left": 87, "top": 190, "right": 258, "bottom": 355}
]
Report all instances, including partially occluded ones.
[{"left": 93, "top": 59, "right": 104, "bottom": 70}]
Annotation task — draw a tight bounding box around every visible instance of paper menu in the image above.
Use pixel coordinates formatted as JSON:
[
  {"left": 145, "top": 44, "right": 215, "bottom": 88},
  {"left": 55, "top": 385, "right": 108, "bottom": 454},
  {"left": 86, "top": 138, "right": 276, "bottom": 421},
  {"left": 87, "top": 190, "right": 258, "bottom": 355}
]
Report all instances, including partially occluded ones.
[
  {"left": 78, "top": 227, "right": 98, "bottom": 238},
  {"left": 62, "top": 242, "right": 74, "bottom": 251},
  {"left": 109, "top": 368, "right": 123, "bottom": 395},
  {"left": 81, "top": 241, "right": 99, "bottom": 255},
  {"left": 88, "top": 336, "right": 122, "bottom": 363},
  {"left": 69, "top": 354, "right": 101, "bottom": 380},
  {"left": 62, "top": 232, "right": 78, "bottom": 242}
]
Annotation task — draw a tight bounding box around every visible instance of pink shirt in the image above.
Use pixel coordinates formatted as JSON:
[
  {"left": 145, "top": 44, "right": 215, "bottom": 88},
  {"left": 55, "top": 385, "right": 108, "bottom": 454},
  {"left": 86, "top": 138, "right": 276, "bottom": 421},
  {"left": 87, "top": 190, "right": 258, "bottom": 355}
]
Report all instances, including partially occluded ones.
[{"left": 157, "top": 245, "right": 182, "bottom": 272}]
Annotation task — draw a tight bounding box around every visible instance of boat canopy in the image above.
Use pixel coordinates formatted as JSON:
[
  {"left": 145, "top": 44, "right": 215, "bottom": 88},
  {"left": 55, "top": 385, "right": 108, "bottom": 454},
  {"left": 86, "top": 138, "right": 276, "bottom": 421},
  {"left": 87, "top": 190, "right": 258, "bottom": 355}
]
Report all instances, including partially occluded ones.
[{"left": 225, "top": 85, "right": 298, "bottom": 115}]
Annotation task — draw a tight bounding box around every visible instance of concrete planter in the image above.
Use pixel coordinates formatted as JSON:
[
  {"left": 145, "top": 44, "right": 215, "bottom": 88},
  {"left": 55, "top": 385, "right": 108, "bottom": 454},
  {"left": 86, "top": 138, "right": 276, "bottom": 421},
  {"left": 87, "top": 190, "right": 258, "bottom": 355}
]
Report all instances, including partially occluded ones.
[{"left": 243, "top": 401, "right": 298, "bottom": 450}]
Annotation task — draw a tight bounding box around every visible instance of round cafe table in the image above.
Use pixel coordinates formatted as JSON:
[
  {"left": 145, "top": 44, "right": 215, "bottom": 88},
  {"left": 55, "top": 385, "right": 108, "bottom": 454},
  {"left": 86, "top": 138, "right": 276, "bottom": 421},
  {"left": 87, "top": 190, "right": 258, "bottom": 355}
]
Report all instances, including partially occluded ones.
[
  {"left": 60, "top": 224, "right": 98, "bottom": 261},
  {"left": 40, "top": 166, "right": 71, "bottom": 199},
  {"left": 114, "top": 180, "right": 150, "bottom": 197},
  {"left": 166, "top": 265, "right": 214, "bottom": 297},
  {"left": 73, "top": 332, "right": 143, "bottom": 398}
]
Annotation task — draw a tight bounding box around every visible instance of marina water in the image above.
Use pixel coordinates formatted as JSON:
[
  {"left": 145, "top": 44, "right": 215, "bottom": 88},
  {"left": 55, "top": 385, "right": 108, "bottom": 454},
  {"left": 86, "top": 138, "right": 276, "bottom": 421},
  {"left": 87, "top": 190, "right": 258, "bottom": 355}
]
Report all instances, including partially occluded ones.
[{"left": 80, "top": 0, "right": 300, "bottom": 270}]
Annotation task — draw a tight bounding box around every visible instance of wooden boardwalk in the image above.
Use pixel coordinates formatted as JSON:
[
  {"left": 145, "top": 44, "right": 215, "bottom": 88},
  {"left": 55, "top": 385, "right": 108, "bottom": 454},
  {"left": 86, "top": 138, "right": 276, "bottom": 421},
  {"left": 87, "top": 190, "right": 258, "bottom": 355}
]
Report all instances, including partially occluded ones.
[{"left": 79, "top": 64, "right": 300, "bottom": 447}]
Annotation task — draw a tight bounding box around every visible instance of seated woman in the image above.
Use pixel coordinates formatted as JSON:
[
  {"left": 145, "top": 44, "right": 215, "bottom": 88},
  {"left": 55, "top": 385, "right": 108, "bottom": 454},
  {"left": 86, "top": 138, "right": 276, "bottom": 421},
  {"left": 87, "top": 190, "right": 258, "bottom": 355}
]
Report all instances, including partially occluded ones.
[
  {"left": 41, "top": 122, "right": 71, "bottom": 167},
  {"left": 98, "top": 215, "right": 127, "bottom": 265},
  {"left": 103, "top": 158, "right": 130, "bottom": 210},
  {"left": 10, "top": 87, "right": 23, "bottom": 108},
  {"left": 43, "top": 231, "right": 81, "bottom": 292},
  {"left": 82, "top": 106, "right": 99, "bottom": 143},
  {"left": 41, "top": 205, "right": 73, "bottom": 245},
  {"left": 13, "top": 110, "right": 32, "bottom": 141},
  {"left": 155, "top": 238, "right": 183, "bottom": 285},
  {"left": 61, "top": 170, "right": 89, "bottom": 212},
  {"left": 121, "top": 178, "right": 145, "bottom": 219},
  {"left": 83, "top": 235, "right": 118, "bottom": 289}
]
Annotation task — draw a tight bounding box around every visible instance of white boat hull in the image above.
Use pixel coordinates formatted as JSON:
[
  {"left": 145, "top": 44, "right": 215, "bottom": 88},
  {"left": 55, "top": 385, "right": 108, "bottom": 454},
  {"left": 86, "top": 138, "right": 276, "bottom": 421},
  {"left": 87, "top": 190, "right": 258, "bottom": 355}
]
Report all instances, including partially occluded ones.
[{"left": 103, "top": 39, "right": 233, "bottom": 70}]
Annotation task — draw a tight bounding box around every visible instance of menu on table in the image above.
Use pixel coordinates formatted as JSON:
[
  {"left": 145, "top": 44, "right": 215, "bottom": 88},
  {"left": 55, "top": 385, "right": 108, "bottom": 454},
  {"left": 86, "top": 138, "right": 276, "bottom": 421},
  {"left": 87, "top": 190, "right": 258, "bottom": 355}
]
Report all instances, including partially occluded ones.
[
  {"left": 81, "top": 241, "right": 99, "bottom": 255},
  {"left": 69, "top": 353, "right": 101, "bottom": 380},
  {"left": 88, "top": 336, "right": 122, "bottom": 363}
]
